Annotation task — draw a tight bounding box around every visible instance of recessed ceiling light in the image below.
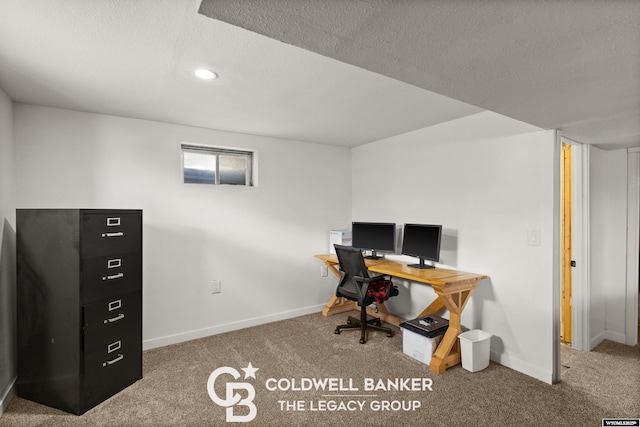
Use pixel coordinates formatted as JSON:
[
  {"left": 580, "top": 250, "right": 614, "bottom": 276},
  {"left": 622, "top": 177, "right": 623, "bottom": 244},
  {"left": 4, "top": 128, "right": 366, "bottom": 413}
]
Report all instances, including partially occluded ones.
[{"left": 194, "top": 68, "right": 217, "bottom": 80}]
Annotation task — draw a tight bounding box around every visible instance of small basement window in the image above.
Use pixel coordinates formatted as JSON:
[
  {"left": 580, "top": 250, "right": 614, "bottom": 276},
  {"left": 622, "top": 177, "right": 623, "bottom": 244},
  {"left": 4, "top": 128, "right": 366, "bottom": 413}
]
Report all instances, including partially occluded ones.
[{"left": 181, "top": 144, "right": 254, "bottom": 186}]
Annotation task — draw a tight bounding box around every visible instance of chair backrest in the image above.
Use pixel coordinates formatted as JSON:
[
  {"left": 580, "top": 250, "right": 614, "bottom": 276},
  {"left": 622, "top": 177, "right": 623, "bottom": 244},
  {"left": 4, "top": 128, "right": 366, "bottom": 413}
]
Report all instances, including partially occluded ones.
[{"left": 334, "top": 245, "right": 369, "bottom": 279}]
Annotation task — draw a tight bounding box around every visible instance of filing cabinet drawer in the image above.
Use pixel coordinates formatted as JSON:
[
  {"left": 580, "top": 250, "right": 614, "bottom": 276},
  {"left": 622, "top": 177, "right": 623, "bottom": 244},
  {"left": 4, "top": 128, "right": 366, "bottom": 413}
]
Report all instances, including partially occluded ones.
[
  {"left": 82, "top": 252, "right": 142, "bottom": 304},
  {"left": 81, "top": 212, "right": 141, "bottom": 258},
  {"left": 82, "top": 333, "right": 141, "bottom": 410},
  {"left": 83, "top": 291, "right": 141, "bottom": 351}
]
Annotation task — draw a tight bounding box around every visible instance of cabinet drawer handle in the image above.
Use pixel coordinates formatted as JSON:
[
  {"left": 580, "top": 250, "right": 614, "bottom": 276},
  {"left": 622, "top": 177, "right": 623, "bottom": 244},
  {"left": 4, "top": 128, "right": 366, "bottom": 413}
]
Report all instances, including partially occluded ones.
[
  {"left": 107, "top": 217, "right": 121, "bottom": 227},
  {"left": 108, "top": 340, "right": 122, "bottom": 353},
  {"left": 102, "top": 273, "right": 124, "bottom": 281},
  {"left": 101, "top": 232, "right": 124, "bottom": 238},
  {"left": 107, "top": 258, "right": 121, "bottom": 268},
  {"left": 103, "top": 354, "right": 124, "bottom": 367},
  {"left": 104, "top": 313, "right": 125, "bottom": 324}
]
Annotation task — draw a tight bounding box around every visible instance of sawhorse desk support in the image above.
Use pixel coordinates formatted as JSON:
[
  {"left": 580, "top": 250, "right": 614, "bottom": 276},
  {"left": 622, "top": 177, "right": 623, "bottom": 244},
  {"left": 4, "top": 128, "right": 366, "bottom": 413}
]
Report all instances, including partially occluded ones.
[{"left": 315, "top": 254, "right": 487, "bottom": 374}]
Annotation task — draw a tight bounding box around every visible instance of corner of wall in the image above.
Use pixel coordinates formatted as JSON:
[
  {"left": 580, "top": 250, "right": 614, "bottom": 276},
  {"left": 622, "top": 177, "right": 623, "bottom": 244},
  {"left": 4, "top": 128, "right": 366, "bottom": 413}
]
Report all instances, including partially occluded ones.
[
  {"left": 0, "top": 86, "right": 17, "bottom": 419},
  {"left": 0, "top": 378, "right": 15, "bottom": 416},
  {"left": 490, "top": 350, "right": 553, "bottom": 385}
]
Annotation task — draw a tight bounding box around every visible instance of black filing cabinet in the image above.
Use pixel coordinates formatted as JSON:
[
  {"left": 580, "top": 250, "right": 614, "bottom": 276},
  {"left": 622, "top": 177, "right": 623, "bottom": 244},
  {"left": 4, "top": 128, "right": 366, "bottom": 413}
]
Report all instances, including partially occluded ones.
[{"left": 16, "top": 209, "right": 142, "bottom": 415}]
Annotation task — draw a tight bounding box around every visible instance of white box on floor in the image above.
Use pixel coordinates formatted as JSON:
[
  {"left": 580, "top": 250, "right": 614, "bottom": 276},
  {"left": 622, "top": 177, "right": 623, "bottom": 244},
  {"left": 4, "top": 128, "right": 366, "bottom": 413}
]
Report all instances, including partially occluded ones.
[
  {"left": 329, "top": 230, "right": 352, "bottom": 254},
  {"left": 401, "top": 327, "right": 443, "bottom": 365}
]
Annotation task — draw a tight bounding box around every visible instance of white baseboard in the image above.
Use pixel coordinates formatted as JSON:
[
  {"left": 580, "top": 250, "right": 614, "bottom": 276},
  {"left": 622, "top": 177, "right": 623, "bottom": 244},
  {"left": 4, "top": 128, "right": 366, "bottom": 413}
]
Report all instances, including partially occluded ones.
[
  {"left": 590, "top": 331, "right": 606, "bottom": 350},
  {"left": 604, "top": 330, "right": 627, "bottom": 344},
  {"left": 490, "top": 350, "right": 553, "bottom": 385},
  {"left": 0, "top": 378, "right": 15, "bottom": 416},
  {"left": 143, "top": 304, "right": 326, "bottom": 351}
]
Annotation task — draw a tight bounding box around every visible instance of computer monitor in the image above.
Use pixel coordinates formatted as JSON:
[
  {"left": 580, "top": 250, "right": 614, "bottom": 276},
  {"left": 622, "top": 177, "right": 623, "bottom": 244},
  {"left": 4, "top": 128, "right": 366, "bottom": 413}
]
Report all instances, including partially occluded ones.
[
  {"left": 402, "top": 224, "right": 442, "bottom": 269},
  {"left": 351, "top": 222, "right": 395, "bottom": 259}
]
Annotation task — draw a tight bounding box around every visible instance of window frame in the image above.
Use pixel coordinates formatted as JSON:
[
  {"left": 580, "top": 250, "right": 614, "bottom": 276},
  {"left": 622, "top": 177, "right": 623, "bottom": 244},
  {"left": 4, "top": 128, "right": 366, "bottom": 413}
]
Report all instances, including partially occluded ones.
[{"left": 181, "top": 143, "right": 255, "bottom": 187}]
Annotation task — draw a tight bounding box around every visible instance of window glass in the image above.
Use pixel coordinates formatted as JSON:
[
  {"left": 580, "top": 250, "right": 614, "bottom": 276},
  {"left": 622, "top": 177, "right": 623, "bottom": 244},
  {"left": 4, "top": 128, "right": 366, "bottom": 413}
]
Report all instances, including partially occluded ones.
[
  {"left": 181, "top": 144, "right": 254, "bottom": 186},
  {"left": 219, "top": 155, "right": 247, "bottom": 185},
  {"left": 183, "top": 151, "right": 216, "bottom": 184}
]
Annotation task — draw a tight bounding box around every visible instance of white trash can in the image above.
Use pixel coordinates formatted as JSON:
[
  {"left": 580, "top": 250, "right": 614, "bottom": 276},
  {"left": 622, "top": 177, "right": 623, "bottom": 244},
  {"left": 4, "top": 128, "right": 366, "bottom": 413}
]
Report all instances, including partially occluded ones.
[{"left": 458, "top": 330, "right": 492, "bottom": 372}]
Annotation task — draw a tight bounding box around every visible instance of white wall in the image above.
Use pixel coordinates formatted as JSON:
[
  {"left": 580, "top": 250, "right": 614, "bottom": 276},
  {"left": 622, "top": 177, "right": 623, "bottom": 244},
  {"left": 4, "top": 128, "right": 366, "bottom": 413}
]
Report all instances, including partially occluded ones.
[
  {"left": 14, "top": 104, "right": 351, "bottom": 349},
  {"left": 0, "top": 87, "right": 16, "bottom": 414},
  {"left": 352, "top": 111, "right": 557, "bottom": 383},
  {"left": 589, "top": 146, "right": 629, "bottom": 347}
]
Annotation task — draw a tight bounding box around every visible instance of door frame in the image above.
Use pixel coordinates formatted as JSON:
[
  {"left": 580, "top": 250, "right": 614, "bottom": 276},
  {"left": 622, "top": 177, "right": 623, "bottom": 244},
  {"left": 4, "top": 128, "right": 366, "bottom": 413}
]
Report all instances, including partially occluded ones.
[
  {"left": 626, "top": 148, "right": 639, "bottom": 346},
  {"left": 567, "top": 138, "right": 589, "bottom": 351},
  {"left": 558, "top": 136, "right": 590, "bottom": 352},
  {"left": 554, "top": 133, "right": 590, "bottom": 382}
]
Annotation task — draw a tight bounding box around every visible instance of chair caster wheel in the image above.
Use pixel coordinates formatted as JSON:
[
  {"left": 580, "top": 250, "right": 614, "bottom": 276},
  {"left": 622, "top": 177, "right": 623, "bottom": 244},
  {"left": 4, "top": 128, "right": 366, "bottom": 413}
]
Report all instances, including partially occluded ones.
[
  {"left": 359, "top": 338, "right": 365, "bottom": 344},
  {"left": 334, "top": 329, "right": 340, "bottom": 334},
  {"left": 386, "top": 333, "right": 393, "bottom": 338}
]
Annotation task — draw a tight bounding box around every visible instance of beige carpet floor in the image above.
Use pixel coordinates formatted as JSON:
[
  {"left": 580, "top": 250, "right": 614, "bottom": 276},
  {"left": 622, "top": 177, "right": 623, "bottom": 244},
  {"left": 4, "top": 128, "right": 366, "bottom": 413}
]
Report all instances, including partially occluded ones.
[{"left": 1, "top": 312, "right": 639, "bottom": 426}]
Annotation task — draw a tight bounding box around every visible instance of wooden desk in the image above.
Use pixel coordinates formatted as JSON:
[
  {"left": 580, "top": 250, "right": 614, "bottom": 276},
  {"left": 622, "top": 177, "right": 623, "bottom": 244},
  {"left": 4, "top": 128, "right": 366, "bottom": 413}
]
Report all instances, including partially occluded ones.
[{"left": 315, "top": 254, "right": 487, "bottom": 374}]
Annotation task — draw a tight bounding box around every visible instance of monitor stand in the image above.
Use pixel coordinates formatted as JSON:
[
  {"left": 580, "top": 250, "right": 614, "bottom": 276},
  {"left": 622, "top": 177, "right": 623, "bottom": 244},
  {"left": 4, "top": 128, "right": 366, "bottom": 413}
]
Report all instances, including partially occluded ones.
[
  {"left": 363, "top": 249, "right": 384, "bottom": 260},
  {"left": 407, "top": 257, "right": 435, "bottom": 269}
]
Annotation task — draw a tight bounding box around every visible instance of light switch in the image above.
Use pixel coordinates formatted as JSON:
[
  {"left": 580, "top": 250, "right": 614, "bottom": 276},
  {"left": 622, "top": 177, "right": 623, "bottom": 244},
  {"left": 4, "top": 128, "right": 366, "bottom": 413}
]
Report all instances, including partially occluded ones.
[
  {"left": 211, "top": 279, "right": 221, "bottom": 294},
  {"left": 527, "top": 229, "right": 541, "bottom": 246}
]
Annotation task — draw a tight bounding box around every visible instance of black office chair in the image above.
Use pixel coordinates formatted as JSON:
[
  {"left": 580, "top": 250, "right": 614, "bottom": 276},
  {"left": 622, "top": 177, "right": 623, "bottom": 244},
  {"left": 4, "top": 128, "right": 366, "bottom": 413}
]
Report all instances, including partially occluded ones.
[{"left": 333, "top": 244, "right": 399, "bottom": 344}]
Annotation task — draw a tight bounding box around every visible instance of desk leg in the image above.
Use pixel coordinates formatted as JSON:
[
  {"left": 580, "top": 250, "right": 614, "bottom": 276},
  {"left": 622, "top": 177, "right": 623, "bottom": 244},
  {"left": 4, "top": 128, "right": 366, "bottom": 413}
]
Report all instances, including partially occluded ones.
[
  {"left": 322, "top": 295, "right": 358, "bottom": 316},
  {"left": 428, "top": 287, "right": 475, "bottom": 374},
  {"left": 416, "top": 298, "right": 445, "bottom": 318}
]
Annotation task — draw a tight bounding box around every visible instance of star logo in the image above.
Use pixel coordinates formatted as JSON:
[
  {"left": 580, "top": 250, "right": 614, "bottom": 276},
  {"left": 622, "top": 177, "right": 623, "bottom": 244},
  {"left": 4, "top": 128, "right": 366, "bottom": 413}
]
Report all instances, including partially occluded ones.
[{"left": 241, "top": 362, "right": 259, "bottom": 380}]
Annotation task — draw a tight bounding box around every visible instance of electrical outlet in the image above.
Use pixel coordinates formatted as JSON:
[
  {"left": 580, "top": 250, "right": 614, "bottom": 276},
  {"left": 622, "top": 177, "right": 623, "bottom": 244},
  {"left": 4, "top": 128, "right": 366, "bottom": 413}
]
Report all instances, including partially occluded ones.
[
  {"left": 321, "top": 265, "right": 328, "bottom": 277},
  {"left": 211, "top": 279, "right": 221, "bottom": 294}
]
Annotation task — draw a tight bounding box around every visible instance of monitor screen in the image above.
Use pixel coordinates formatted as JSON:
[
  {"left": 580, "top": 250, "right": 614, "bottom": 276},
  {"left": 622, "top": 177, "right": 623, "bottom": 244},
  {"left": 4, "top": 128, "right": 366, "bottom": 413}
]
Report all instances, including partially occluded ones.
[
  {"left": 401, "top": 224, "right": 442, "bottom": 269},
  {"left": 351, "top": 222, "right": 395, "bottom": 259}
]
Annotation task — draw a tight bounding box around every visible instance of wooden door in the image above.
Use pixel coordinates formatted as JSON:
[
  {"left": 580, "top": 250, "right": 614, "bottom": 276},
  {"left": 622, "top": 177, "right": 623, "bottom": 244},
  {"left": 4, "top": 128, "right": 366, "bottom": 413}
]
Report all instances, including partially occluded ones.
[{"left": 561, "top": 143, "right": 572, "bottom": 344}]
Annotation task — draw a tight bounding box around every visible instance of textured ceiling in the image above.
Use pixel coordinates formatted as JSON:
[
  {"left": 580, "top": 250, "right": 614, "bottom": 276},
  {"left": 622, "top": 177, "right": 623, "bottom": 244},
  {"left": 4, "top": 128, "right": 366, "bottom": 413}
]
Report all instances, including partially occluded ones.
[
  {"left": 0, "top": 1, "right": 637, "bottom": 149},
  {"left": 0, "top": 0, "right": 481, "bottom": 147},
  {"left": 200, "top": 0, "right": 640, "bottom": 149}
]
